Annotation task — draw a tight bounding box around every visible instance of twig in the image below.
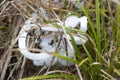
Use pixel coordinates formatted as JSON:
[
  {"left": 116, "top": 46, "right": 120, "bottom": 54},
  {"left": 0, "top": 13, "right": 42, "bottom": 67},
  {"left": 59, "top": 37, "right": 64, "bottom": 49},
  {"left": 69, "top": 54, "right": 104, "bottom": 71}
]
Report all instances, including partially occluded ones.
[
  {"left": 17, "top": 57, "right": 27, "bottom": 79},
  {"left": 101, "top": 69, "right": 116, "bottom": 80},
  {"left": 75, "top": 64, "right": 83, "bottom": 80},
  {"left": 0, "top": 44, "right": 12, "bottom": 80},
  {"left": 44, "top": 70, "right": 71, "bottom": 75},
  {"left": 7, "top": 56, "right": 22, "bottom": 80}
]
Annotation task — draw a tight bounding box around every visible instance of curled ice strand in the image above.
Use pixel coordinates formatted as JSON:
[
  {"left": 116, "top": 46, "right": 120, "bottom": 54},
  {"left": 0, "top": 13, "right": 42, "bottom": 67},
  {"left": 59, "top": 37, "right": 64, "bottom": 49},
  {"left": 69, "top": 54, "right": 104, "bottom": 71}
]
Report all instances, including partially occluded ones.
[
  {"left": 64, "top": 15, "right": 88, "bottom": 45},
  {"left": 65, "top": 16, "right": 80, "bottom": 28},
  {"left": 79, "top": 16, "right": 88, "bottom": 32},
  {"left": 63, "top": 34, "right": 88, "bottom": 45},
  {"left": 65, "top": 16, "right": 87, "bottom": 32},
  {"left": 58, "top": 16, "right": 88, "bottom": 66},
  {"left": 18, "top": 23, "right": 57, "bottom": 66}
]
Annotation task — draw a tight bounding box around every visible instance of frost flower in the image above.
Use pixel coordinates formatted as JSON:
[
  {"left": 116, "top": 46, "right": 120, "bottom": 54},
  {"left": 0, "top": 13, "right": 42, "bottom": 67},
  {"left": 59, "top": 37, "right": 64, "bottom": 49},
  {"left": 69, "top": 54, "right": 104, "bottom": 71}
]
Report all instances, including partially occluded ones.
[{"left": 18, "top": 15, "right": 88, "bottom": 66}]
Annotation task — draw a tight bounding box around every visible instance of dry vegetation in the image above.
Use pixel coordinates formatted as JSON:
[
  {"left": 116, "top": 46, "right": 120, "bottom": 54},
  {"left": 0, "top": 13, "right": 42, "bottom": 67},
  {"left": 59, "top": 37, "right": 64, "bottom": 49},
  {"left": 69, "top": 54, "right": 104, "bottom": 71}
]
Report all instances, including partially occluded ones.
[{"left": 0, "top": 0, "right": 120, "bottom": 80}]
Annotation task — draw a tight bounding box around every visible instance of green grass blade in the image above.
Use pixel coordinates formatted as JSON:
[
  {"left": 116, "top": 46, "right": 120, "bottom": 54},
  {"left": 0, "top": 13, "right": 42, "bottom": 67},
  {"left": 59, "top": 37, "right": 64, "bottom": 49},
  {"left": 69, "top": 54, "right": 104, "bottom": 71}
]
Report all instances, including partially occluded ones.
[
  {"left": 0, "top": 26, "right": 7, "bottom": 29},
  {"left": 68, "top": 32, "right": 90, "bottom": 78},
  {"left": 22, "top": 74, "right": 79, "bottom": 80},
  {"left": 76, "top": 0, "right": 96, "bottom": 39},
  {"left": 82, "top": 44, "right": 93, "bottom": 63},
  {"left": 114, "top": 68, "right": 120, "bottom": 76},
  {"left": 68, "top": 32, "right": 83, "bottom": 61},
  {"left": 53, "top": 53, "right": 79, "bottom": 64},
  {"left": 78, "top": 58, "right": 88, "bottom": 67},
  {"left": 95, "top": 0, "right": 102, "bottom": 54}
]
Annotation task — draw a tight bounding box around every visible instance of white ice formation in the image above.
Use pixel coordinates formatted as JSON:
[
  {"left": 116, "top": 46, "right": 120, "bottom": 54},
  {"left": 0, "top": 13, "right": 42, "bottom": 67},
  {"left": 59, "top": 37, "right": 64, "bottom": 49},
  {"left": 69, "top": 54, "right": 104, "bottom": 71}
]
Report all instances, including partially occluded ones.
[{"left": 18, "top": 15, "right": 88, "bottom": 66}]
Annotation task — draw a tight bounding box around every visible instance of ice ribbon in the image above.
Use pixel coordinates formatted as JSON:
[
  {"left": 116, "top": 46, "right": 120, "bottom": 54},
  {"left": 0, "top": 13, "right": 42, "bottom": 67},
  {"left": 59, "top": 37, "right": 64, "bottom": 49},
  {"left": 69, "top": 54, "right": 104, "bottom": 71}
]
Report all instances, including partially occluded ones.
[
  {"left": 58, "top": 16, "right": 88, "bottom": 66},
  {"left": 18, "top": 15, "right": 88, "bottom": 66}
]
